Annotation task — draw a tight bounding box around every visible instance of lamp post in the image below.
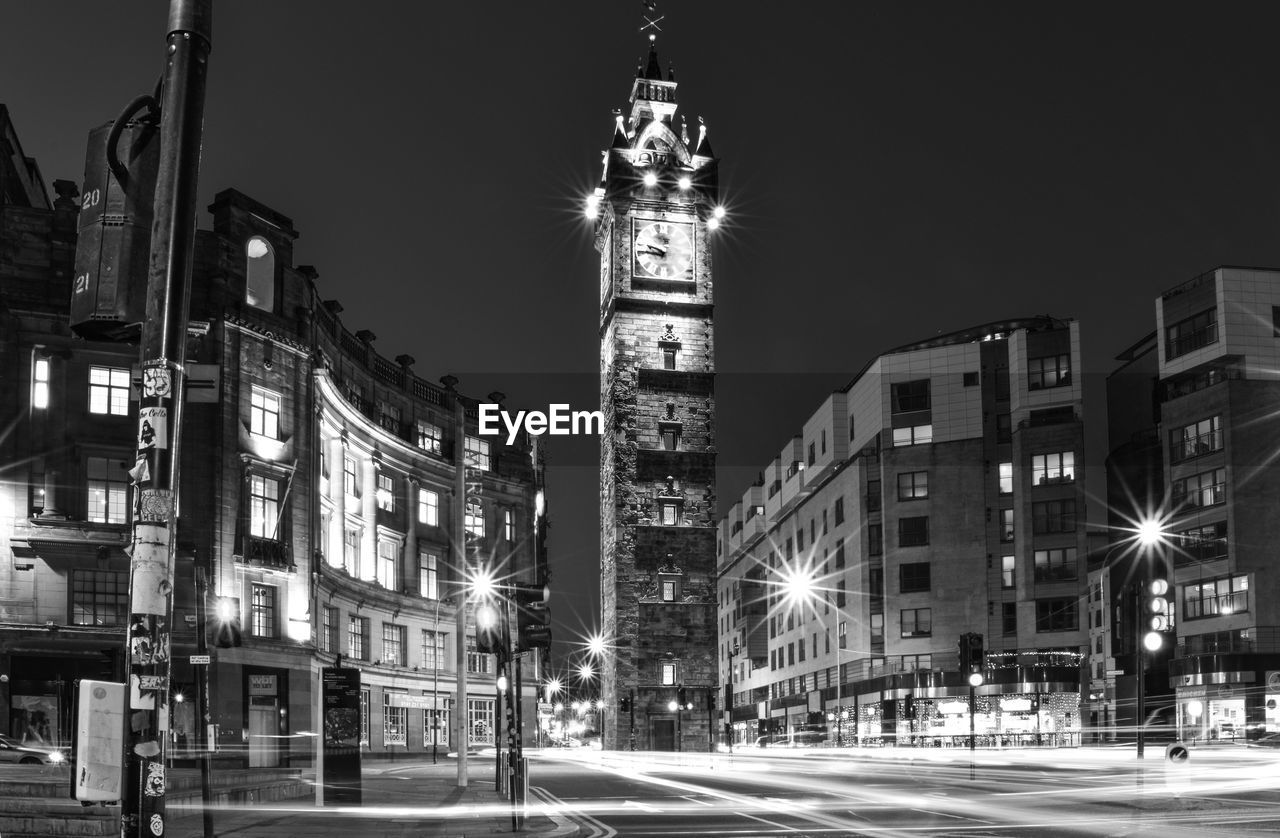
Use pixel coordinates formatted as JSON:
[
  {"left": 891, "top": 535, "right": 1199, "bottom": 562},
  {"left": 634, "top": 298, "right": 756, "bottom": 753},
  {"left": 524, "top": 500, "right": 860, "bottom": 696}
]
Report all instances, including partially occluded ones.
[{"left": 725, "top": 639, "right": 740, "bottom": 752}]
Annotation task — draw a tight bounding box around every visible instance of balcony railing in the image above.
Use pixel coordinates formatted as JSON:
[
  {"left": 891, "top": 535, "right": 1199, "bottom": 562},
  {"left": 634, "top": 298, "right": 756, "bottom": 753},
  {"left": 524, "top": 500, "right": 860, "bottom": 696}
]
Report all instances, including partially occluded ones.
[
  {"left": 1167, "top": 323, "right": 1218, "bottom": 359},
  {"left": 243, "top": 536, "right": 292, "bottom": 569},
  {"left": 1171, "top": 431, "right": 1222, "bottom": 463}
]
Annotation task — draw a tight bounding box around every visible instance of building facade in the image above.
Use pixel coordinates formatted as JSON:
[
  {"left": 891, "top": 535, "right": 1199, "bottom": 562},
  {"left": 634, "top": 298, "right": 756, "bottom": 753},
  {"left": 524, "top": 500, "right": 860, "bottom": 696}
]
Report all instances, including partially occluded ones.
[
  {"left": 718, "top": 318, "right": 1089, "bottom": 748},
  {"left": 595, "top": 46, "right": 721, "bottom": 751},
  {"left": 0, "top": 108, "right": 549, "bottom": 764}
]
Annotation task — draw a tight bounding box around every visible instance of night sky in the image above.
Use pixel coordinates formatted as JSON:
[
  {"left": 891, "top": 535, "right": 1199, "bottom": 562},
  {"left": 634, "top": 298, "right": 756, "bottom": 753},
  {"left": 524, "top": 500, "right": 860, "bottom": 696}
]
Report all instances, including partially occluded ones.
[{"left": 6, "top": 2, "right": 1280, "bottom": 665}]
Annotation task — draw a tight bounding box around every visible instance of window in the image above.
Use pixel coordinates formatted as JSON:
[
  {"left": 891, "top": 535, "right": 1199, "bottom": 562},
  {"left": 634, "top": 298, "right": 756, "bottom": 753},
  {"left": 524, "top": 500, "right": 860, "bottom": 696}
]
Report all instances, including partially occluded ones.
[
  {"left": 1174, "top": 521, "right": 1228, "bottom": 564},
  {"left": 249, "top": 386, "right": 281, "bottom": 439},
  {"left": 466, "top": 500, "right": 485, "bottom": 538},
  {"left": 901, "top": 608, "right": 932, "bottom": 638},
  {"left": 797, "top": 528, "right": 804, "bottom": 551},
  {"left": 418, "top": 488, "right": 439, "bottom": 525},
  {"left": 1032, "top": 499, "right": 1076, "bottom": 534},
  {"left": 787, "top": 644, "right": 795, "bottom": 666},
  {"left": 661, "top": 579, "right": 677, "bottom": 601},
  {"left": 662, "top": 348, "right": 677, "bottom": 370},
  {"left": 86, "top": 456, "right": 127, "bottom": 524},
  {"left": 377, "top": 401, "right": 402, "bottom": 434},
  {"left": 1032, "top": 452, "right": 1075, "bottom": 485},
  {"left": 660, "top": 663, "right": 677, "bottom": 685},
  {"left": 870, "top": 613, "right": 884, "bottom": 645},
  {"left": 867, "top": 479, "right": 881, "bottom": 511},
  {"left": 383, "top": 691, "right": 408, "bottom": 746},
  {"left": 245, "top": 236, "right": 275, "bottom": 310},
  {"left": 343, "top": 456, "right": 357, "bottom": 497},
  {"left": 417, "top": 421, "right": 443, "bottom": 454},
  {"left": 89, "top": 366, "right": 130, "bottom": 415},
  {"left": 71, "top": 570, "right": 127, "bottom": 626},
  {"left": 836, "top": 580, "right": 846, "bottom": 607},
  {"left": 834, "top": 538, "right": 845, "bottom": 569},
  {"left": 321, "top": 606, "right": 339, "bottom": 653},
  {"left": 1001, "top": 555, "right": 1015, "bottom": 589},
  {"left": 464, "top": 436, "right": 490, "bottom": 471},
  {"left": 503, "top": 507, "right": 515, "bottom": 541},
  {"left": 996, "top": 413, "right": 1012, "bottom": 443},
  {"left": 1172, "top": 467, "right": 1225, "bottom": 509},
  {"left": 999, "top": 462, "right": 1013, "bottom": 494},
  {"left": 1035, "top": 598, "right": 1077, "bottom": 632},
  {"left": 419, "top": 550, "right": 439, "bottom": 599},
  {"left": 467, "top": 699, "right": 495, "bottom": 746},
  {"left": 250, "top": 584, "right": 276, "bottom": 638},
  {"left": 897, "top": 471, "right": 928, "bottom": 500},
  {"left": 1002, "top": 602, "right": 1017, "bottom": 635},
  {"left": 383, "top": 623, "right": 406, "bottom": 666},
  {"left": 1184, "top": 574, "right": 1248, "bottom": 619},
  {"left": 376, "top": 473, "right": 395, "bottom": 512},
  {"left": 838, "top": 621, "right": 847, "bottom": 649},
  {"left": 32, "top": 355, "right": 50, "bottom": 410},
  {"left": 1033, "top": 547, "right": 1078, "bottom": 583},
  {"left": 798, "top": 637, "right": 806, "bottom": 662},
  {"left": 892, "top": 424, "right": 933, "bottom": 447},
  {"left": 343, "top": 527, "right": 360, "bottom": 576},
  {"left": 421, "top": 630, "right": 446, "bottom": 670},
  {"left": 1028, "top": 354, "right": 1071, "bottom": 389},
  {"left": 963, "top": 371, "right": 979, "bottom": 386},
  {"left": 999, "top": 508, "right": 1014, "bottom": 542},
  {"left": 898, "top": 516, "right": 929, "bottom": 547},
  {"left": 1171, "top": 416, "right": 1222, "bottom": 463},
  {"left": 891, "top": 379, "right": 930, "bottom": 413},
  {"left": 424, "top": 701, "right": 450, "bottom": 748},
  {"left": 834, "top": 497, "right": 845, "bottom": 524},
  {"left": 466, "top": 637, "right": 492, "bottom": 675},
  {"left": 248, "top": 474, "right": 280, "bottom": 539},
  {"left": 377, "top": 539, "right": 398, "bottom": 590},
  {"left": 868, "top": 523, "right": 883, "bottom": 556},
  {"left": 900, "top": 562, "right": 930, "bottom": 593},
  {"left": 349, "top": 615, "right": 370, "bottom": 660},
  {"left": 659, "top": 501, "right": 679, "bottom": 525},
  {"left": 661, "top": 427, "right": 679, "bottom": 450},
  {"left": 1166, "top": 307, "right": 1218, "bottom": 359},
  {"left": 807, "top": 442, "right": 816, "bottom": 466}
]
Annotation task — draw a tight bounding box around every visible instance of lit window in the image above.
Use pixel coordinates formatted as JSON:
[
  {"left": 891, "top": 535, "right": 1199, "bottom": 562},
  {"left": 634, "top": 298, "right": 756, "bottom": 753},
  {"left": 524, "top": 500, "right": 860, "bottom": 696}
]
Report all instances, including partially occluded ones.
[
  {"left": 343, "top": 456, "right": 357, "bottom": 497},
  {"left": 464, "top": 436, "right": 490, "bottom": 471},
  {"left": 1027, "top": 354, "right": 1071, "bottom": 390},
  {"left": 660, "top": 663, "right": 677, "bottom": 686},
  {"left": 383, "top": 623, "right": 406, "bottom": 666},
  {"left": 86, "top": 457, "right": 127, "bottom": 524},
  {"left": 1034, "top": 548, "right": 1078, "bottom": 583},
  {"left": 897, "top": 471, "right": 928, "bottom": 500},
  {"left": 892, "top": 424, "right": 932, "bottom": 447},
  {"left": 250, "top": 584, "right": 276, "bottom": 638},
  {"left": 249, "top": 386, "right": 281, "bottom": 439},
  {"left": 1002, "top": 555, "right": 1015, "bottom": 589},
  {"left": 999, "top": 508, "right": 1014, "bottom": 542},
  {"left": 343, "top": 528, "right": 360, "bottom": 576},
  {"left": 383, "top": 690, "right": 408, "bottom": 746},
  {"left": 321, "top": 606, "right": 340, "bottom": 653},
  {"left": 466, "top": 501, "right": 485, "bottom": 538},
  {"left": 32, "top": 355, "right": 50, "bottom": 410},
  {"left": 377, "top": 539, "right": 398, "bottom": 590},
  {"left": 418, "top": 488, "right": 439, "bottom": 526},
  {"left": 900, "top": 608, "right": 931, "bottom": 638},
  {"left": 89, "top": 366, "right": 130, "bottom": 416},
  {"left": 376, "top": 472, "right": 395, "bottom": 512},
  {"left": 248, "top": 474, "right": 280, "bottom": 539},
  {"left": 421, "top": 629, "right": 446, "bottom": 670},
  {"left": 1031, "top": 452, "right": 1075, "bottom": 485},
  {"left": 417, "top": 421, "right": 443, "bottom": 454},
  {"left": 659, "top": 502, "right": 679, "bottom": 525},
  {"left": 71, "top": 570, "right": 127, "bottom": 626},
  {"left": 348, "top": 615, "right": 370, "bottom": 660},
  {"left": 999, "top": 462, "right": 1013, "bottom": 494},
  {"left": 419, "top": 550, "right": 439, "bottom": 599},
  {"left": 503, "top": 507, "right": 515, "bottom": 541},
  {"left": 245, "top": 236, "right": 275, "bottom": 311}
]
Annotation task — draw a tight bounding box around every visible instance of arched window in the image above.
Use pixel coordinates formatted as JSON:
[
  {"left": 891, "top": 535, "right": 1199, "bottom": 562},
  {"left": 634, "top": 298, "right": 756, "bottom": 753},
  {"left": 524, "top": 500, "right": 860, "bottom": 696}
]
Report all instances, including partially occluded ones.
[{"left": 245, "top": 236, "right": 275, "bottom": 311}]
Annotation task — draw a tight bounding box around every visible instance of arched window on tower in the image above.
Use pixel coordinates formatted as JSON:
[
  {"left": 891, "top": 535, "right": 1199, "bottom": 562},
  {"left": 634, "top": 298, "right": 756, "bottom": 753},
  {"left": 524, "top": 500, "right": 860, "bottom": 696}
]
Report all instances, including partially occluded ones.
[{"left": 245, "top": 236, "right": 275, "bottom": 311}]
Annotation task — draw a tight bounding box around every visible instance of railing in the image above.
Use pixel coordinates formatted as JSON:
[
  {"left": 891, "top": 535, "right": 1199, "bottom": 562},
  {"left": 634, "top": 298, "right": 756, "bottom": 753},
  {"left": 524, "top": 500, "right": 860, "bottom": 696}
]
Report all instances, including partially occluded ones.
[
  {"left": 1178, "top": 627, "right": 1280, "bottom": 656},
  {"left": 1170, "top": 430, "right": 1223, "bottom": 463},
  {"left": 373, "top": 356, "right": 405, "bottom": 387},
  {"left": 1167, "top": 323, "right": 1218, "bottom": 359},
  {"left": 243, "top": 536, "right": 292, "bottom": 569}
]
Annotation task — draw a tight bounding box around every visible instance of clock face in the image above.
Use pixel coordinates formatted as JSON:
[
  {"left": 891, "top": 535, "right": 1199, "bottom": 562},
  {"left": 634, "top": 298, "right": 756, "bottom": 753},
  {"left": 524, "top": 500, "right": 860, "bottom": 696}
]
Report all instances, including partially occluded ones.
[{"left": 633, "top": 220, "right": 693, "bottom": 280}]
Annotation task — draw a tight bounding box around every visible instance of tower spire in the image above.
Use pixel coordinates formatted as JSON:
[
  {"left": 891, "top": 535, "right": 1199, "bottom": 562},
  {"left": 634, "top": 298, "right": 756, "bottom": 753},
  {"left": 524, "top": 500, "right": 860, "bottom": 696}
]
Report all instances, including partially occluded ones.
[{"left": 639, "top": 0, "right": 664, "bottom": 47}]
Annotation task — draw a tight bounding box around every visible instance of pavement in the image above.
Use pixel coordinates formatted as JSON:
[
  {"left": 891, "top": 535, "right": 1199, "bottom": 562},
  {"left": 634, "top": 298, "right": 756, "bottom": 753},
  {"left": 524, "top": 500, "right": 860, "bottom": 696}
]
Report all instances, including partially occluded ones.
[{"left": 166, "top": 755, "right": 580, "bottom": 838}]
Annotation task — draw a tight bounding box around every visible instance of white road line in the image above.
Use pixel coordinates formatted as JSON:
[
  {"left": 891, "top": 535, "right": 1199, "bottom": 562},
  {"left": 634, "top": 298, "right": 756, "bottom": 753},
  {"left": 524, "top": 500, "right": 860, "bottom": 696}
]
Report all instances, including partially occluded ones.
[{"left": 681, "top": 794, "right": 714, "bottom": 807}]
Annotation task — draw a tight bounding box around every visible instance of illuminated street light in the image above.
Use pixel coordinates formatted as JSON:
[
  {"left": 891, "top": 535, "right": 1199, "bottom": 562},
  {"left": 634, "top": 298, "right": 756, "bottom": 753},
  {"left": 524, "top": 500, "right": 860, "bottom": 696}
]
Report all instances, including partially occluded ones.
[
  {"left": 470, "top": 566, "right": 496, "bottom": 600},
  {"left": 678, "top": 175, "right": 692, "bottom": 190},
  {"left": 643, "top": 171, "right": 658, "bottom": 187}
]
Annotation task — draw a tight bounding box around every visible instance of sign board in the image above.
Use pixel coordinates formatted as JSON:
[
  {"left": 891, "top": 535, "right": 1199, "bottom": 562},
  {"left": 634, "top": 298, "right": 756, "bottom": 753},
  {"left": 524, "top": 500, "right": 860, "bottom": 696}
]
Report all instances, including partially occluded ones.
[
  {"left": 189, "top": 655, "right": 210, "bottom": 665},
  {"left": 321, "top": 668, "right": 362, "bottom": 806},
  {"left": 248, "top": 674, "right": 277, "bottom": 696},
  {"left": 1106, "top": 669, "right": 1125, "bottom": 676},
  {"left": 386, "top": 694, "right": 434, "bottom": 710},
  {"left": 74, "top": 680, "right": 125, "bottom": 803}
]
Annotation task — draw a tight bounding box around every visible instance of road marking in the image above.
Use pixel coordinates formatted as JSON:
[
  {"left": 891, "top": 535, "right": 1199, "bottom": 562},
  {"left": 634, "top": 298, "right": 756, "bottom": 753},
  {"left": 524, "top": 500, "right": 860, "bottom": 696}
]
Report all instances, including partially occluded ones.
[
  {"left": 622, "top": 799, "right": 664, "bottom": 813},
  {"left": 681, "top": 795, "right": 714, "bottom": 807},
  {"left": 532, "top": 785, "right": 616, "bottom": 838}
]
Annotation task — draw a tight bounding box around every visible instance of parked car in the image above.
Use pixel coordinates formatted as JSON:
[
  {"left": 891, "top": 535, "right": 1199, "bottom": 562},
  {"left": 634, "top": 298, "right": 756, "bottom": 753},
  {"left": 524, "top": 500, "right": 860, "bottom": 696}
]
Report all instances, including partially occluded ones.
[
  {"left": 0, "top": 734, "right": 65, "bottom": 765},
  {"left": 1246, "top": 732, "right": 1280, "bottom": 748}
]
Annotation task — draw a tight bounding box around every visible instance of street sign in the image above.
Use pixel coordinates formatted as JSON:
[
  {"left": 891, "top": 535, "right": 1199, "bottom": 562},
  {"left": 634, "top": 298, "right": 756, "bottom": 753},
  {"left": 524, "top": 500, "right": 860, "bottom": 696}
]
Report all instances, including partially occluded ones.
[
  {"left": 189, "top": 654, "right": 211, "bottom": 664},
  {"left": 1106, "top": 669, "right": 1124, "bottom": 676}
]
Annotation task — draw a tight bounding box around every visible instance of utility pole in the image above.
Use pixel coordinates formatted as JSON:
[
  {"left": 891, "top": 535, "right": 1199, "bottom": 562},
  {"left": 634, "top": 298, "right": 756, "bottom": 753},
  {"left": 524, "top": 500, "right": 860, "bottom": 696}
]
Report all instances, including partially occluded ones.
[
  {"left": 193, "top": 567, "right": 214, "bottom": 838},
  {"left": 444, "top": 376, "right": 468, "bottom": 788},
  {"left": 121, "top": 3, "right": 210, "bottom": 837}
]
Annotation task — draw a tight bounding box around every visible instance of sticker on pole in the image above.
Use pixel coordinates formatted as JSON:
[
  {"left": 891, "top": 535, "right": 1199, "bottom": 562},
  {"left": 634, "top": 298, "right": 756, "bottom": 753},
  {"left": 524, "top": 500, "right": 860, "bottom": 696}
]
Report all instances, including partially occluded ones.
[{"left": 137, "top": 406, "right": 168, "bottom": 451}]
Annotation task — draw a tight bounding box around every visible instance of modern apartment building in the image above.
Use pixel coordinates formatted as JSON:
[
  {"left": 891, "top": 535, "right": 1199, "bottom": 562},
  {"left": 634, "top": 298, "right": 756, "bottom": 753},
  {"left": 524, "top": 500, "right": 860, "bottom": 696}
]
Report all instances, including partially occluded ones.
[{"left": 717, "top": 317, "right": 1089, "bottom": 748}]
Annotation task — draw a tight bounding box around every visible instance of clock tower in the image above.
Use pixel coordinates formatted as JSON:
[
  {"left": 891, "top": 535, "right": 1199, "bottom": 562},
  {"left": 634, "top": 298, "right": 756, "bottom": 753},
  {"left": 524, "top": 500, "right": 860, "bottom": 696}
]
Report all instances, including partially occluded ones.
[{"left": 594, "top": 40, "right": 720, "bottom": 752}]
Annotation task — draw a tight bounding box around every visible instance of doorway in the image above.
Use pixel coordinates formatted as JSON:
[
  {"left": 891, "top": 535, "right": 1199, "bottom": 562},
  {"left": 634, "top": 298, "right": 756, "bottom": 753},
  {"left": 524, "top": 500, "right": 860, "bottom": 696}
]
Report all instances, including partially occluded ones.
[
  {"left": 651, "top": 718, "right": 675, "bottom": 751},
  {"left": 248, "top": 695, "right": 280, "bottom": 767}
]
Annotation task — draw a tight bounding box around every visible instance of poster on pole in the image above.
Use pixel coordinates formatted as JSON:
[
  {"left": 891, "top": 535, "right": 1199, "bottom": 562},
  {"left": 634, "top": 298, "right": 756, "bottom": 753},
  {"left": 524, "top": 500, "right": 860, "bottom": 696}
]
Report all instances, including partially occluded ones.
[{"left": 321, "top": 667, "right": 362, "bottom": 805}]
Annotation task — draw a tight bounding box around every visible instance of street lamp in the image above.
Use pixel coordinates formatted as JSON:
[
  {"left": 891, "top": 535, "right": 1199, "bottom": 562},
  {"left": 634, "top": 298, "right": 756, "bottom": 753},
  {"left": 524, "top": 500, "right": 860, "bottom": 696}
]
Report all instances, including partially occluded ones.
[{"left": 777, "top": 562, "right": 847, "bottom": 747}]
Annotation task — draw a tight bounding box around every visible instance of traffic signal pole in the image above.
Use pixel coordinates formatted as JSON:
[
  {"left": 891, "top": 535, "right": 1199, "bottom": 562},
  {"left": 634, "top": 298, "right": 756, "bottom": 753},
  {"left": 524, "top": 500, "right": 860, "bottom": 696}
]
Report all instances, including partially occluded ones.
[{"left": 121, "top": 3, "right": 211, "bottom": 837}]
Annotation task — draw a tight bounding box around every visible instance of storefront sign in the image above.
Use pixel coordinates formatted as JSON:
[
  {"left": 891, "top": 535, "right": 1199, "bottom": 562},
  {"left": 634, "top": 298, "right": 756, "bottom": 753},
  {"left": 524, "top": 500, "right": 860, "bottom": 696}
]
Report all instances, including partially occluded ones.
[
  {"left": 248, "top": 674, "right": 277, "bottom": 696},
  {"left": 387, "top": 693, "right": 433, "bottom": 709}
]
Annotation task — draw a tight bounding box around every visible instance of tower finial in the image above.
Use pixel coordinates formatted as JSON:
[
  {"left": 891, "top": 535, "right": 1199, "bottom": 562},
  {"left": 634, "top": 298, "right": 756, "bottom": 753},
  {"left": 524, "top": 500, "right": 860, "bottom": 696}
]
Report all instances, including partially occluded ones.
[{"left": 640, "top": 0, "right": 664, "bottom": 45}]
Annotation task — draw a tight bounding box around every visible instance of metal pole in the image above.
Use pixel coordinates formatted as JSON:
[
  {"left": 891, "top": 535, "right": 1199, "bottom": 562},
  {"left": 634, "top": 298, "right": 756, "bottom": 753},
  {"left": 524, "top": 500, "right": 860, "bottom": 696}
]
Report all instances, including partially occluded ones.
[
  {"left": 432, "top": 593, "right": 440, "bottom": 764},
  {"left": 1136, "top": 578, "right": 1146, "bottom": 791},
  {"left": 122, "top": 3, "right": 210, "bottom": 838},
  {"left": 969, "top": 684, "right": 976, "bottom": 781},
  {"left": 449, "top": 381, "right": 468, "bottom": 787},
  {"left": 495, "top": 659, "right": 504, "bottom": 792},
  {"left": 629, "top": 690, "right": 635, "bottom": 750},
  {"left": 193, "top": 566, "right": 214, "bottom": 838}
]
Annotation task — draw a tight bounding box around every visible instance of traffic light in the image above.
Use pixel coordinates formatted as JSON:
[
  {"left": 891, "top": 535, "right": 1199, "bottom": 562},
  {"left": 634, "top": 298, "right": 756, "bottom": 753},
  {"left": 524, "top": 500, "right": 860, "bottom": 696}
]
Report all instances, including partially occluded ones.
[
  {"left": 708, "top": 689, "right": 716, "bottom": 711},
  {"left": 513, "top": 583, "right": 552, "bottom": 652},
  {"left": 620, "top": 694, "right": 631, "bottom": 713},
  {"left": 213, "top": 596, "right": 242, "bottom": 648},
  {"left": 967, "top": 633, "right": 985, "bottom": 674},
  {"left": 475, "top": 601, "right": 508, "bottom": 657},
  {"left": 1144, "top": 579, "right": 1170, "bottom": 652}
]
